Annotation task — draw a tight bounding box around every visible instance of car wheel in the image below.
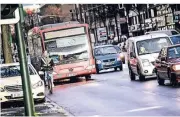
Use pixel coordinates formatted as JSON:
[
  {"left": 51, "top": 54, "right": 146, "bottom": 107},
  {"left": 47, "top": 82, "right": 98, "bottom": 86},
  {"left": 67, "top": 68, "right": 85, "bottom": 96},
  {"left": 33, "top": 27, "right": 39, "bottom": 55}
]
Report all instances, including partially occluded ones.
[
  {"left": 139, "top": 74, "right": 145, "bottom": 81},
  {"left": 157, "top": 73, "right": 165, "bottom": 85},
  {"left": 169, "top": 72, "right": 178, "bottom": 87},
  {"left": 129, "top": 67, "right": 135, "bottom": 81},
  {"left": 37, "top": 97, "right": 46, "bottom": 104},
  {"left": 138, "top": 67, "right": 145, "bottom": 81},
  {"left": 85, "top": 75, "right": 91, "bottom": 81},
  {"left": 119, "top": 65, "right": 123, "bottom": 71}
]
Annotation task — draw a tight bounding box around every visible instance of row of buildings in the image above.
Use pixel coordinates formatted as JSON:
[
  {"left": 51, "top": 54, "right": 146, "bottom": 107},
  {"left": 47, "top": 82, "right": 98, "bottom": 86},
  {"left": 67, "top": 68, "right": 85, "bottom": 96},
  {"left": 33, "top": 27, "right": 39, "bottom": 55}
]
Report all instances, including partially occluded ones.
[
  {"left": 72, "top": 4, "right": 180, "bottom": 42},
  {"left": 22, "top": 4, "right": 180, "bottom": 43}
]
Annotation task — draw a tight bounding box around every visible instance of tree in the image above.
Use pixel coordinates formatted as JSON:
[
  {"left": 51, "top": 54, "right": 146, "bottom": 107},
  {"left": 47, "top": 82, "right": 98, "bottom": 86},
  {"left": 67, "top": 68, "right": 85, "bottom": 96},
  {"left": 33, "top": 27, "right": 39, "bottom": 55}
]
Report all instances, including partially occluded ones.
[
  {"left": 40, "top": 4, "right": 64, "bottom": 24},
  {"left": 43, "top": 5, "right": 62, "bottom": 16},
  {"left": 1, "top": 25, "right": 13, "bottom": 63}
]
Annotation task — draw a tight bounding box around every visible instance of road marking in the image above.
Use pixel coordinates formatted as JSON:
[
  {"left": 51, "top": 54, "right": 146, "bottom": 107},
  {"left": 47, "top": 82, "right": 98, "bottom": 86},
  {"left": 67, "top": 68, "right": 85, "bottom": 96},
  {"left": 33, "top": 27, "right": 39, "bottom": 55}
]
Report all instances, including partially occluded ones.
[{"left": 126, "top": 106, "right": 162, "bottom": 113}]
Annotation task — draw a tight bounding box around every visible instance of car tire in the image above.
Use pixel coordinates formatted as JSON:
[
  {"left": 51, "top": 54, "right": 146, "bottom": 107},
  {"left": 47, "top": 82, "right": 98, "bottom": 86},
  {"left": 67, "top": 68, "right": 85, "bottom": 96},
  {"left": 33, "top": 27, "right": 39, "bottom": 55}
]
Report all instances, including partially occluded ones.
[
  {"left": 169, "top": 72, "right": 178, "bottom": 87},
  {"left": 137, "top": 66, "right": 145, "bottom": 81},
  {"left": 139, "top": 74, "right": 145, "bottom": 81},
  {"left": 37, "top": 97, "right": 46, "bottom": 104},
  {"left": 129, "top": 67, "right": 135, "bottom": 81},
  {"left": 157, "top": 73, "right": 165, "bottom": 85},
  {"left": 119, "top": 65, "right": 123, "bottom": 71},
  {"left": 95, "top": 65, "right": 100, "bottom": 74}
]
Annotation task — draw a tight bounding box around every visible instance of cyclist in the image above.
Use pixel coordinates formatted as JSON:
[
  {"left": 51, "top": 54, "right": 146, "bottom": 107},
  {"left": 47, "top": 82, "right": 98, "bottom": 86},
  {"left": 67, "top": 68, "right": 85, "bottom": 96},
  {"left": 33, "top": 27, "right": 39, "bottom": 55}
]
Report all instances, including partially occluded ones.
[{"left": 41, "top": 51, "right": 55, "bottom": 89}]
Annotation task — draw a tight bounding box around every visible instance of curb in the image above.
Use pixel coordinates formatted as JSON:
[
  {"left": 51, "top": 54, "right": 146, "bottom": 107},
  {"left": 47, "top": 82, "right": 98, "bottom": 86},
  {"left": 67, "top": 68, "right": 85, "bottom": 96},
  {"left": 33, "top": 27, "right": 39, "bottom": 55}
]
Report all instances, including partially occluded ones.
[{"left": 46, "top": 97, "right": 75, "bottom": 117}]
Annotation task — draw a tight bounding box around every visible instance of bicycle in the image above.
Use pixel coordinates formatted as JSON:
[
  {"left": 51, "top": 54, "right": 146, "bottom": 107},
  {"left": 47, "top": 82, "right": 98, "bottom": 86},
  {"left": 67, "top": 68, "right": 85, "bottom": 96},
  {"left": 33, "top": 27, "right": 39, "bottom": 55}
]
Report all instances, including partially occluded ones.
[{"left": 44, "top": 71, "right": 53, "bottom": 94}]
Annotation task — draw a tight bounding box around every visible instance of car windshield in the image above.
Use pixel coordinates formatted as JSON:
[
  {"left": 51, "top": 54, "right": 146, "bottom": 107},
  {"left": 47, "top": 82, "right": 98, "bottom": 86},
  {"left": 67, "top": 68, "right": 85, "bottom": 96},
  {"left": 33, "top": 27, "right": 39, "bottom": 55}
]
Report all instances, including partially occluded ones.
[
  {"left": 170, "top": 35, "right": 180, "bottom": 45},
  {"left": 0, "top": 64, "right": 36, "bottom": 78},
  {"left": 168, "top": 46, "right": 180, "bottom": 59},
  {"left": 137, "top": 37, "right": 171, "bottom": 55},
  {"left": 94, "top": 46, "right": 118, "bottom": 56}
]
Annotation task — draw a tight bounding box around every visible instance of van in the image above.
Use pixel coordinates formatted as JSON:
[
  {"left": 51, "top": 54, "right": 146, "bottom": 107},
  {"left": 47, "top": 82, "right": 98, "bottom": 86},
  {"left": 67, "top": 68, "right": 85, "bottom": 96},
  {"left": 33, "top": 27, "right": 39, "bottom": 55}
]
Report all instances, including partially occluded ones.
[
  {"left": 145, "top": 29, "right": 179, "bottom": 36},
  {"left": 127, "top": 33, "right": 173, "bottom": 81}
]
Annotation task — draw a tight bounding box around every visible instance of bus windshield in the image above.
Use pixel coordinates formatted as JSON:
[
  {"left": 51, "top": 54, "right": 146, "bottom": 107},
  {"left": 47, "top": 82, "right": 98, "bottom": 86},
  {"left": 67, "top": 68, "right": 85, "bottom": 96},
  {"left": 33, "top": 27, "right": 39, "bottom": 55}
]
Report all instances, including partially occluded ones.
[{"left": 44, "top": 27, "right": 89, "bottom": 65}]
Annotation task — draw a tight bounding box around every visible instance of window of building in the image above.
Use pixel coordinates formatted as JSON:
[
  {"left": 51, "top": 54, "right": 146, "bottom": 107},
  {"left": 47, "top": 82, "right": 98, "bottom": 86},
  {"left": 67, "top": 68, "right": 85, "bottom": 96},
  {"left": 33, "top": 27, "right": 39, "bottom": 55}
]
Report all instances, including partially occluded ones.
[
  {"left": 151, "top": 9, "right": 154, "bottom": 17},
  {"left": 154, "top": 8, "right": 157, "bottom": 17},
  {"left": 148, "top": 9, "right": 151, "bottom": 18}
]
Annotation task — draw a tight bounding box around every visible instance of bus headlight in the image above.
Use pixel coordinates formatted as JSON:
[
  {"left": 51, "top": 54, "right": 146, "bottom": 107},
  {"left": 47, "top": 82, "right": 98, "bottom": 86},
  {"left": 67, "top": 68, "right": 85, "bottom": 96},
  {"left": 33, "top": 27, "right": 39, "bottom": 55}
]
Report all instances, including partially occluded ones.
[
  {"left": 32, "top": 81, "right": 43, "bottom": 89},
  {"left": 96, "top": 60, "right": 101, "bottom": 64},
  {"left": 142, "top": 59, "right": 151, "bottom": 66},
  {"left": 86, "top": 65, "right": 95, "bottom": 70}
]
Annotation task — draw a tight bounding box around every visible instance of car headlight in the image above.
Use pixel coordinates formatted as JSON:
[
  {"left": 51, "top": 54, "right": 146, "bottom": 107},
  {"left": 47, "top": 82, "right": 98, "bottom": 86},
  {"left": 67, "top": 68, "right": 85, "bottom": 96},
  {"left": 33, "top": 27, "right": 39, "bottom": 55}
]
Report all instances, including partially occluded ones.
[
  {"left": 172, "top": 64, "right": 180, "bottom": 71},
  {"left": 0, "top": 87, "right": 4, "bottom": 92},
  {"left": 117, "top": 57, "right": 121, "bottom": 61},
  {"left": 32, "top": 81, "right": 43, "bottom": 89},
  {"left": 96, "top": 60, "right": 101, "bottom": 64},
  {"left": 120, "top": 53, "right": 124, "bottom": 57},
  {"left": 142, "top": 59, "right": 151, "bottom": 66}
]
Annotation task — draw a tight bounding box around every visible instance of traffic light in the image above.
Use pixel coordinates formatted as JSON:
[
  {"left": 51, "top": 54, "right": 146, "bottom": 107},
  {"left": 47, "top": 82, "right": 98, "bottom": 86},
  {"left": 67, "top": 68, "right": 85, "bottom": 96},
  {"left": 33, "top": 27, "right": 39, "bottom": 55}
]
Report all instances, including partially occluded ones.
[{"left": 1, "top": 4, "right": 18, "bottom": 19}]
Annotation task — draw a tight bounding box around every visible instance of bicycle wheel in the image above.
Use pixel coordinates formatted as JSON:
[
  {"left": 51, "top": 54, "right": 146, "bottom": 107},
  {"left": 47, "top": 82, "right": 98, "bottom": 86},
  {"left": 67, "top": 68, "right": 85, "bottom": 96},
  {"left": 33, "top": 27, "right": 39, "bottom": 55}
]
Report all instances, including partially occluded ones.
[{"left": 48, "top": 77, "right": 53, "bottom": 94}]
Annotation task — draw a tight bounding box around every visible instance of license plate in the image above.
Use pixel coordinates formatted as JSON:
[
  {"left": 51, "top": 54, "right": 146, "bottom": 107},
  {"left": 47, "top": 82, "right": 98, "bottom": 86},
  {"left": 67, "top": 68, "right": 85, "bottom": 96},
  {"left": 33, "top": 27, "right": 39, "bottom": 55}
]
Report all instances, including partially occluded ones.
[
  {"left": 68, "top": 73, "right": 75, "bottom": 77},
  {"left": 105, "top": 62, "right": 114, "bottom": 65},
  {"left": 11, "top": 92, "right": 23, "bottom": 98}
]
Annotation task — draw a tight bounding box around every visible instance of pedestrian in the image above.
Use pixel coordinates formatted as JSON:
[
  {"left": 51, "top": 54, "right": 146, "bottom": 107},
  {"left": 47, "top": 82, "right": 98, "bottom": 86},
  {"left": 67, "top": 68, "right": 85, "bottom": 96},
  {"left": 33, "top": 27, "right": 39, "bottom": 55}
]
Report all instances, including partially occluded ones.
[{"left": 41, "top": 51, "right": 55, "bottom": 87}]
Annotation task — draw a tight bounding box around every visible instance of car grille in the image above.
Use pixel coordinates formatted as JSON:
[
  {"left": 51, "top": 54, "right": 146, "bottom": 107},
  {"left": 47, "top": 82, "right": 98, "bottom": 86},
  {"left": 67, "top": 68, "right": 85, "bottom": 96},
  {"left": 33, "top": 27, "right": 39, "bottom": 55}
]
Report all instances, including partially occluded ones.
[
  {"left": 5, "top": 85, "right": 23, "bottom": 92},
  {"left": 103, "top": 59, "right": 115, "bottom": 63}
]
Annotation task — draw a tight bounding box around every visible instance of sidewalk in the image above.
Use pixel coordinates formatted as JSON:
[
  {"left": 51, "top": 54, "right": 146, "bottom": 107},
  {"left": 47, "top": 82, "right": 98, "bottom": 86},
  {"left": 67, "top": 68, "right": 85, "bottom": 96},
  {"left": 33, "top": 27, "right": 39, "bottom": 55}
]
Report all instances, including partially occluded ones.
[{"left": 1, "top": 98, "right": 72, "bottom": 116}]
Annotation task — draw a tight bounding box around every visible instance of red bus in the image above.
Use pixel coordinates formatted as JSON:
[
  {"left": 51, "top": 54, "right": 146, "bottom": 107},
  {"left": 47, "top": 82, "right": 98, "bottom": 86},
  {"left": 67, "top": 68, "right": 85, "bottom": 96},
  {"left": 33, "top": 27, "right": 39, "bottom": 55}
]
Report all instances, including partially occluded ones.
[{"left": 28, "top": 21, "right": 96, "bottom": 81}]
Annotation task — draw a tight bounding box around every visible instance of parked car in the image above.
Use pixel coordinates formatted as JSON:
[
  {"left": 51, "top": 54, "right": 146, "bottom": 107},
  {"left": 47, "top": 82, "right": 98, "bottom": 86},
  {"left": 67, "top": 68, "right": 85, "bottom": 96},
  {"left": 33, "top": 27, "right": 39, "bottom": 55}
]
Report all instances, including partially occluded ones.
[
  {"left": 94, "top": 45, "right": 123, "bottom": 73},
  {"left": 127, "top": 33, "right": 172, "bottom": 81},
  {"left": 145, "top": 29, "right": 179, "bottom": 36},
  {"left": 155, "top": 44, "right": 180, "bottom": 86},
  {"left": 0, "top": 63, "right": 45, "bottom": 103},
  {"left": 169, "top": 34, "right": 180, "bottom": 45}
]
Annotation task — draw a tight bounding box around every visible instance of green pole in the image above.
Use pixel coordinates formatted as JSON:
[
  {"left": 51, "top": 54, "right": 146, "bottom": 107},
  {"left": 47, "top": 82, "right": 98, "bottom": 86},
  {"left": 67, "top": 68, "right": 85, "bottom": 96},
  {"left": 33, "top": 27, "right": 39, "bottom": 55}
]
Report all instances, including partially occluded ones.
[{"left": 15, "top": 4, "right": 35, "bottom": 116}]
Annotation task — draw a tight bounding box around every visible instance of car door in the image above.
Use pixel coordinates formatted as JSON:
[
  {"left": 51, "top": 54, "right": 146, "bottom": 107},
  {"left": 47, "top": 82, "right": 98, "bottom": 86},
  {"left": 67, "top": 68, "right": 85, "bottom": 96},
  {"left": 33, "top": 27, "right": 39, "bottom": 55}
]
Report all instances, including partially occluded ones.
[
  {"left": 129, "top": 42, "right": 138, "bottom": 75},
  {"left": 160, "top": 48, "right": 169, "bottom": 79},
  {"left": 156, "top": 48, "right": 165, "bottom": 78}
]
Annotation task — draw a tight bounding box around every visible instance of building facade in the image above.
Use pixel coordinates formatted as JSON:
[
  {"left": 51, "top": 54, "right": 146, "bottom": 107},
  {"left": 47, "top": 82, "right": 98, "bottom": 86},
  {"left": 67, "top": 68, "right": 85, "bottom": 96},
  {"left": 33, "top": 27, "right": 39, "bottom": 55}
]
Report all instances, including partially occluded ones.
[{"left": 74, "top": 4, "right": 180, "bottom": 41}]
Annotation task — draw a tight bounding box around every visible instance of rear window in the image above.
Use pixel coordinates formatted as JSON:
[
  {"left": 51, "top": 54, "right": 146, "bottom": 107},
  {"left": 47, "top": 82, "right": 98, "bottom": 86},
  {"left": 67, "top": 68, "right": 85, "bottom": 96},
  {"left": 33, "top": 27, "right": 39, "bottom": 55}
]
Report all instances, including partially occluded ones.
[{"left": 0, "top": 64, "right": 36, "bottom": 78}]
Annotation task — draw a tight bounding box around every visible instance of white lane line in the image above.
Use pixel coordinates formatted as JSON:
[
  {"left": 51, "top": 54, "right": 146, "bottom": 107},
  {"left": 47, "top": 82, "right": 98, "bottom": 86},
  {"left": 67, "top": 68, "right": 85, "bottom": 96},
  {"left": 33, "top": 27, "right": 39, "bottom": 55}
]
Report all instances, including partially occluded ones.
[{"left": 126, "top": 106, "right": 162, "bottom": 113}]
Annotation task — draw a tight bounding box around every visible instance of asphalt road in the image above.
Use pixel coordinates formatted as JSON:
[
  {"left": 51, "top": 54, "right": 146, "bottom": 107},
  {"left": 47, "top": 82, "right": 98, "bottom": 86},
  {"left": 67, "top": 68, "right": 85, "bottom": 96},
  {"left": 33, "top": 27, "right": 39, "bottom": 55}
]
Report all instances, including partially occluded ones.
[{"left": 47, "top": 64, "right": 180, "bottom": 116}]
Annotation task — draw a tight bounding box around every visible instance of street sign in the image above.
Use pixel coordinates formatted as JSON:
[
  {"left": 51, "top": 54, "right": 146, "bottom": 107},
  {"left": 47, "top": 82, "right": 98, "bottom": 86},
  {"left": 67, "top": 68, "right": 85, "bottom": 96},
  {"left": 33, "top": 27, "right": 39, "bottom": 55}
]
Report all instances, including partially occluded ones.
[
  {"left": 0, "top": 8, "right": 20, "bottom": 25},
  {"left": 97, "top": 27, "right": 107, "bottom": 41}
]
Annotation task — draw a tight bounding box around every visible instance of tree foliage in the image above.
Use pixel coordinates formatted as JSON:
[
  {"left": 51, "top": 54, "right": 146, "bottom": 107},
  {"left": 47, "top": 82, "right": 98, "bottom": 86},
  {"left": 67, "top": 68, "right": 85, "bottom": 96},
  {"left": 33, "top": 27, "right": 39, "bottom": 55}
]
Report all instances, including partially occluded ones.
[{"left": 42, "top": 4, "right": 62, "bottom": 16}]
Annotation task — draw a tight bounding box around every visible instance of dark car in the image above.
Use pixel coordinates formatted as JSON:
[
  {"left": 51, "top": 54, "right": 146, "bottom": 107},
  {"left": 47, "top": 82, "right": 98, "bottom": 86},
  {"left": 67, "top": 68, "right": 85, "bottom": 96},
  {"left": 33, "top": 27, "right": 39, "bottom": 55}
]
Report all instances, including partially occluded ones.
[
  {"left": 155, "top": 44, "right": 180, "bottom": 86},
  {"left": 169, "top": 34, "right": 180, "bottom": 45},
  {"left": 93, "top": 45, "right": 123, "bottom": 74}
]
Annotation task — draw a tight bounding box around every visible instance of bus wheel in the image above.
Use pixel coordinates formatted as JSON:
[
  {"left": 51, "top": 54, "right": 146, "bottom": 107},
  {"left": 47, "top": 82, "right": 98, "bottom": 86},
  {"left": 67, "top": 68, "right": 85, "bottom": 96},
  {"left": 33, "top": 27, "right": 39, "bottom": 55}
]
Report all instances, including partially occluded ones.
[
  {"left": 70, "top": 77, "right": 78, "bottom": 83},
  {"left": 85, "top": 75, "right": 91, "bottom": 81}
]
